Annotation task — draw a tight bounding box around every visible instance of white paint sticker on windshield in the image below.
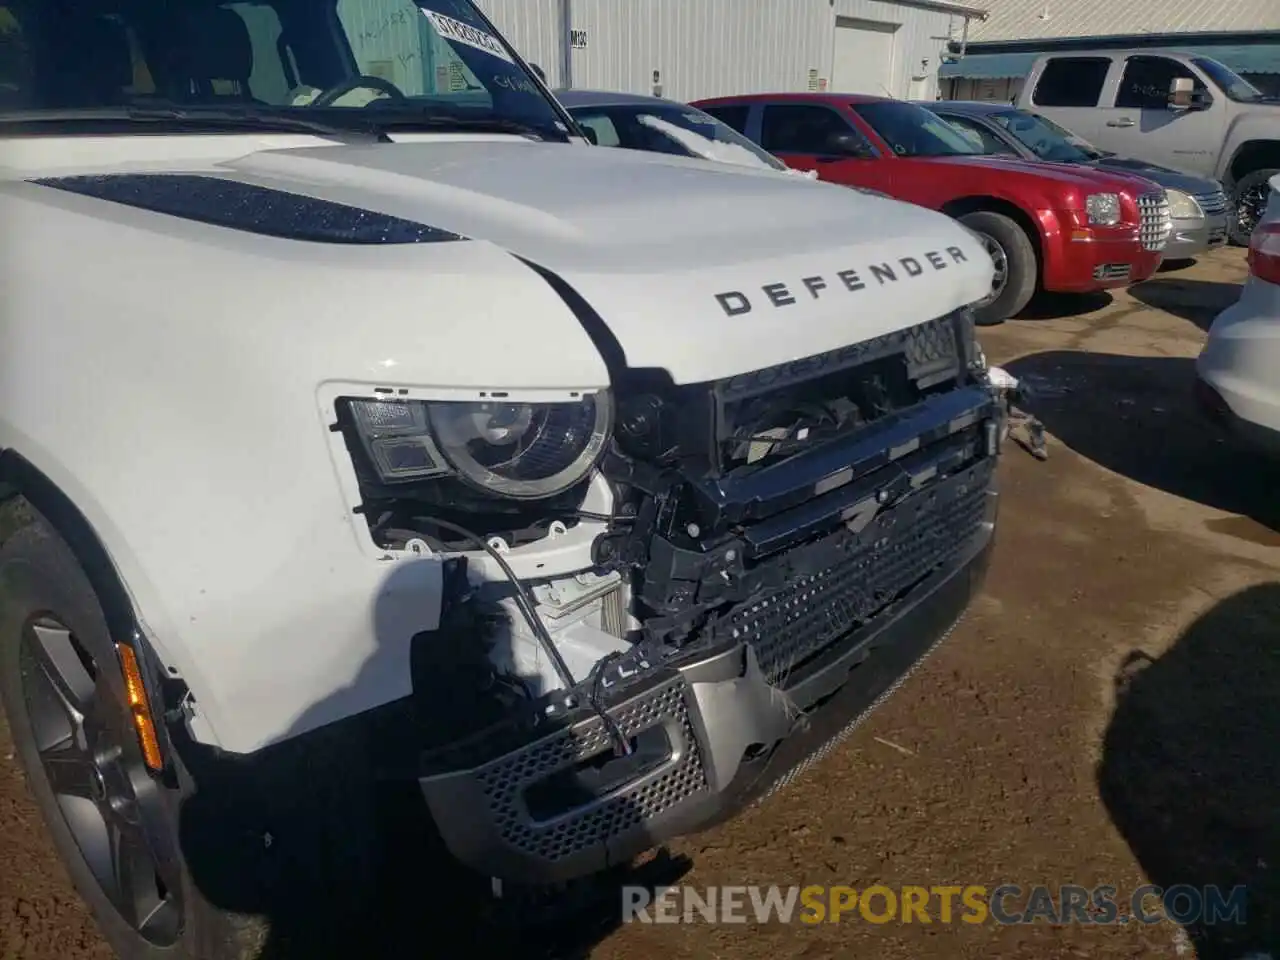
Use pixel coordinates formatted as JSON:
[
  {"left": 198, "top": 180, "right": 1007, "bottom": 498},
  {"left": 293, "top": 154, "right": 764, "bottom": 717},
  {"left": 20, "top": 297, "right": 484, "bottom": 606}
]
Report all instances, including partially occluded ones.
[{"left": 422, "top": 10, "right": 514, "bottom": 64}]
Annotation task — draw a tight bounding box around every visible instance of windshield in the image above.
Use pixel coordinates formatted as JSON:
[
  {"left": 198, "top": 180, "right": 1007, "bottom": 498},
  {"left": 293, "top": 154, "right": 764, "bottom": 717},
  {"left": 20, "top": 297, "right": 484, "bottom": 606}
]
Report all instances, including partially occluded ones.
[
  {"left": 0, "top": 0, "right": 574, "bottom": 140},
  {"left": 569, "top": 102, "right": 789, "bottom": 171},
  {"left": 854, "top": 100, "right": 983, "bottom": 158},
  {"left": 989, "top": 109, "right": 1104, "bottom": 162},
  {"left": 1191, "top": 57, "right": 1265, "bottom": 103}
]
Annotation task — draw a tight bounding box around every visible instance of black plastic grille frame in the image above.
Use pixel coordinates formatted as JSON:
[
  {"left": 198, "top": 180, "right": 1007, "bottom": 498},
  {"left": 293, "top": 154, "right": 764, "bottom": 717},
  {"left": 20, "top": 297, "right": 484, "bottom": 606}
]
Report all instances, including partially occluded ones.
[
  {"left": 473, "top": 676, "right": 708, "bottom": 864},
  {"left": 713, "top": 457, "right": 993, "bottom": 685},
  {"left": 902, "top": 312, "right": 966, "bottom": 387},
  {"left": 717, "top": 311, "right": 966, "bottom": 405}
]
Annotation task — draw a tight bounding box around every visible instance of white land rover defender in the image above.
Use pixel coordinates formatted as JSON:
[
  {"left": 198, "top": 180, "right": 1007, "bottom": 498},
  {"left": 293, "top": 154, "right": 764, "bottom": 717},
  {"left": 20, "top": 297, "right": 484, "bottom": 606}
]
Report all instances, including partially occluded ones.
[{"left": 0, "top": 0, "right": 1001, "bottom": 955}]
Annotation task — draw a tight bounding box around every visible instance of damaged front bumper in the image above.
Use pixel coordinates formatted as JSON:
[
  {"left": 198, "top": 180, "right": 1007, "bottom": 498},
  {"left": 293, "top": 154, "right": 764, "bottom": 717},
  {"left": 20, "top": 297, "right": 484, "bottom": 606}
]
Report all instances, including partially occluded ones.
[{"left": 419, "top": 424, "right": 999, "bottom": 884}]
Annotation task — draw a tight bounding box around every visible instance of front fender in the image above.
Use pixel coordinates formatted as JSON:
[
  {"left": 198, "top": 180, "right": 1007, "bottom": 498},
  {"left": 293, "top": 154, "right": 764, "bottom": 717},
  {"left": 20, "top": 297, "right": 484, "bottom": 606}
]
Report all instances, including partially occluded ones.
[
  {"left": 0, "top": 181, "right": 609, "bottom": 754},
  {"left": 1221, "top": 117, "right": 1280, "bottom": 182}
]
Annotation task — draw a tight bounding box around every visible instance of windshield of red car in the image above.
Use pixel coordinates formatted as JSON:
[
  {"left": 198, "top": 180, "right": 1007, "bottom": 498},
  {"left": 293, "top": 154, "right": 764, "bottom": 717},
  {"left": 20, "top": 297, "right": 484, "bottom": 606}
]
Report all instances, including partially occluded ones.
[
  {"left": 989, "top": 110, "right": 1102, "bottom": 163},
  {"left": 853, "top": 100, "right": 983, "bottom": 158}
]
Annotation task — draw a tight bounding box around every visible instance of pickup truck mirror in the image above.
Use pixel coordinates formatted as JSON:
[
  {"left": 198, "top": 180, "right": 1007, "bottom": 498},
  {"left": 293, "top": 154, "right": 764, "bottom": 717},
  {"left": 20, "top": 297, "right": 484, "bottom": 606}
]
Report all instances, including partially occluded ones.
[
  {"left": 825, "top": 131, "right": 871, "bottom": 158},
  {"left": 580, "top": 125, "right": 599, "bottom": 145},
  {"left": 1167, "top": 76, "right": 1210, "bottom": 110}
]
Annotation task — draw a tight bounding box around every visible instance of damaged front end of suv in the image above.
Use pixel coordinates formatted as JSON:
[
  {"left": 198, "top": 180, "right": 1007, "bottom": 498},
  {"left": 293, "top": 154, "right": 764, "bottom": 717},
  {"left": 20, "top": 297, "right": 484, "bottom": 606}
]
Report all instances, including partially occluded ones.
[{"left": 334, "top": 306, "right": 1002, "bottom": 885}]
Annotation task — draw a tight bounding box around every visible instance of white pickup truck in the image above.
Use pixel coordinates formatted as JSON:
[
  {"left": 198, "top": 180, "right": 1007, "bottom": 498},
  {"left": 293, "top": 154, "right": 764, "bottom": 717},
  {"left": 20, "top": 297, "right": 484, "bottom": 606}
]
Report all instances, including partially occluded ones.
[
  {"left": 1016, "top": 50, "right": 1280, "bottom": 243},
  {"left": 0, "top": 1, "right": 1001, "bottom": 956}
]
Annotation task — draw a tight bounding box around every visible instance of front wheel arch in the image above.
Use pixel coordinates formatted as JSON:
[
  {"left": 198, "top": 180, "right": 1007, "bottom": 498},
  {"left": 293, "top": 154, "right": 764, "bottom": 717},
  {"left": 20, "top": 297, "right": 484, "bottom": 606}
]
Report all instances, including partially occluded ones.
[
  {"left": 940, "top": 195, "right": 1045, "bottom": 287},
  {"left": 0, "top": 452, "right": 179, "bottom": 744},
  {"left": 1226, "top": 139, "right": 1280, "bottom": 187}
]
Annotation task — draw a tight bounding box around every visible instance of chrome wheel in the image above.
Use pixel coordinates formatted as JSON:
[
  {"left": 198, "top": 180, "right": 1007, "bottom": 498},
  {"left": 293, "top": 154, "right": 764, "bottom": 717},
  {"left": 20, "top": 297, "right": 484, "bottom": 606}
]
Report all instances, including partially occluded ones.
[
  {"left": 974, "top": 232, "right": 1009, "bottom": 308},
  {"left": 17, "top": 616, "right": 182, "bottom": 945},
  {"left": 1236, "top": 180, "right": 1270, "bottom": 239}
]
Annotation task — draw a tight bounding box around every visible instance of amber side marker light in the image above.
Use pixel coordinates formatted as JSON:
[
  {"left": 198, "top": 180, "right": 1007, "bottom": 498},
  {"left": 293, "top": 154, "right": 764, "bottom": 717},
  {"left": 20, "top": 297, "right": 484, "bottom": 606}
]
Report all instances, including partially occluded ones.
[{"left": 116, "top": 643, "right": 165, "bottom": 771}]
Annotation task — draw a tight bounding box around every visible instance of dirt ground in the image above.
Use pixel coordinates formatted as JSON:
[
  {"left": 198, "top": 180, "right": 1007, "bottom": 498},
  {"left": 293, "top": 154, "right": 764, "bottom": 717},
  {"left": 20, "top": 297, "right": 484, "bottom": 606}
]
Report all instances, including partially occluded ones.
[{"left": 3, "top": 248, "right": 1278, "bottom": 960}]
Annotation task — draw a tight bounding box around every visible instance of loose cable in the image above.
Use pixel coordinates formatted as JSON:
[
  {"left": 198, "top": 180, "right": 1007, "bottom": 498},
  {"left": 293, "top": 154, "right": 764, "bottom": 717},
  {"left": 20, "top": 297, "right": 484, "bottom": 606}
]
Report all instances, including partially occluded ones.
[{"left": 423, "top": 517, "right": 631, "bottom": 756}]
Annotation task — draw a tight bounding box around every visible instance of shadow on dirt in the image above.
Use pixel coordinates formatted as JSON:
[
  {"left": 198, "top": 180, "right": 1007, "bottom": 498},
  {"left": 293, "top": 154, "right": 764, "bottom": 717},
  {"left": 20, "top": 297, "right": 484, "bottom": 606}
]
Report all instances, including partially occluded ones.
[
  {"left": 1099, "top": 583, "right": 1280, "bottom": 958},
  {"left": 1129, "top": 277, "right": 1244, "bottom": 332},
  {"left": 1017, "top": 290, "right": 1113, "bottom": 321},
  {"left": 178, "top": 721, "right": 692, "bottom": 960},
  {"left": 1003, "top": 351, "right": 1280, "bottom": 532},
  {"left": 175, "top": 561, "right": 694, "bottom": 959}
]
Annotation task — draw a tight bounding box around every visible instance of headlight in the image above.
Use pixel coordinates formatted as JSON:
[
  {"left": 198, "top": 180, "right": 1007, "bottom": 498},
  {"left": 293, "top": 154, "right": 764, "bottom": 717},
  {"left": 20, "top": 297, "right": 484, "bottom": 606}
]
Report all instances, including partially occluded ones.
[
  {"left": 347, "top": 393, "right": 612, "bottom": 499},
  {"left": 1165, "top": 188, "right": 1202, "bottom": 220},
  {"left": 1086, "top": 193, "right": 1121, "bottom": 226}
]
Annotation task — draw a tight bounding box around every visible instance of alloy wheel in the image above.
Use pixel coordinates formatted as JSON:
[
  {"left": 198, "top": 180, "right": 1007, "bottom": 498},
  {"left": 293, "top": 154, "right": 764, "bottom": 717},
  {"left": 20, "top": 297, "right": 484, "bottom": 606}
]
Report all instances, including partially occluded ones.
[
  {"left": 974, "top": 232, "right": 1009, "bottom": 308},
  {"left": 17, "top": 615, "right": 183, "bottom": 944},
  {"left": 1236, "top": 181, "right": 1270, "bottom": 239}
]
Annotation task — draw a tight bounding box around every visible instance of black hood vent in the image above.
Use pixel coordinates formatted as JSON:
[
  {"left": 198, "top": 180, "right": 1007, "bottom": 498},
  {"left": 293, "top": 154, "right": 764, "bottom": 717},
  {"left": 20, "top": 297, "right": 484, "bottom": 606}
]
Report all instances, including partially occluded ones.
[{"left": 31, "top": 173, "right": 466, "bottom": 245}]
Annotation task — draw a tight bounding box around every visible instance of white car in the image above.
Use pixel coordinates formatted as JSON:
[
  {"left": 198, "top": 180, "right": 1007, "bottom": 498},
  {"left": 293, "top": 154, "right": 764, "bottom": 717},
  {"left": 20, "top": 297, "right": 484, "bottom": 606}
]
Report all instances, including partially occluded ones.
[
  {"left": 0, "top": 1, "right": 999, "bottom": 954},
  {"left": 1196, "top": 175, "right": 1280, "bottom": 455}
]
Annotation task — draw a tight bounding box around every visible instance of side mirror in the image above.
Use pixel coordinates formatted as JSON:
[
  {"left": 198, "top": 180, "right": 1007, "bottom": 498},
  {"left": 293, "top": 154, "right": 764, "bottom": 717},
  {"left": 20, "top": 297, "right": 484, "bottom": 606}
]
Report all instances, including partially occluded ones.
[
  {"left": 580, "top": 125, "right": 599, "bottom": 145},
  {"left": 1167, "top": 76, "right": 1209, "bottom": 110},
  {"left": 825, "top": 130, "right": 869, "bottom": 157},
  {"left": 529, "top": 62, "right": 546, "bottom": 83}
]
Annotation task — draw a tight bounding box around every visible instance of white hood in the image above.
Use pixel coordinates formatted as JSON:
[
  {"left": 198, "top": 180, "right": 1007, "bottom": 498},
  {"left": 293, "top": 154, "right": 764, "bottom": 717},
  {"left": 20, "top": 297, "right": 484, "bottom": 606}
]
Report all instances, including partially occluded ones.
[{"left": 216, "top": 138, "right": 992, "bottom": 383}]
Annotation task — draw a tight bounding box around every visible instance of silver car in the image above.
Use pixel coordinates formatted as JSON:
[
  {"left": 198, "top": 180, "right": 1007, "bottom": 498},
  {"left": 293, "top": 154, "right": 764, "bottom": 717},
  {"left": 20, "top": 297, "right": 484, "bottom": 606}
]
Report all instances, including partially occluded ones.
[
  {"left": 927, "top": 101, "right": 1231, "bottom": 260},
  {"left": 554, "top": 88, "right": 798, "bottom": 173},
  {"left": 1197, "top": 173, "right": 1280, "bottom": 456}
]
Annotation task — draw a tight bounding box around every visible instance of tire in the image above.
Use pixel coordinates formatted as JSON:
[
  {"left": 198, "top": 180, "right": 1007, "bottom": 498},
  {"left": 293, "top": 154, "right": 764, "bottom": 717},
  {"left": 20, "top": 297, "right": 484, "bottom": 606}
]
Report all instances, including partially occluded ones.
[
  {"left": 958, "top": 210, "right": 1038, "bottom": 327},
  {"left": 1228, "top": 168, "right": 1279, "bottom": 246},
  {"left": 0, "top": 503, "right": 378, "bottom": 959}
]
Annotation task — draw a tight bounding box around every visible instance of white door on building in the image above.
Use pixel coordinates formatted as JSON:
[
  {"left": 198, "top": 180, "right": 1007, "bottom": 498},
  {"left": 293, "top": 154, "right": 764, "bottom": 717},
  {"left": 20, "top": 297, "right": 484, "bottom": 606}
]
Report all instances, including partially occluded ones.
[{"left": 830, "top": 16, "right": 898, "bottom": 97}]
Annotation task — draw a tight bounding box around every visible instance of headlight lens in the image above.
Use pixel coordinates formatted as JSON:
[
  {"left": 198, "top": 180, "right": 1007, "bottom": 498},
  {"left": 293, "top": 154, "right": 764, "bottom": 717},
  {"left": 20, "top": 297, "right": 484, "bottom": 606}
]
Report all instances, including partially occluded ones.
[
  {"left": 1086, "top": 193, "right": 1121, "bottom": 226},
  {"left": 1165, "top": 188, "right": 1202, "bottom": 220},
  {"left": 347, "top": 393, "right": 612, "bottom": 499}
]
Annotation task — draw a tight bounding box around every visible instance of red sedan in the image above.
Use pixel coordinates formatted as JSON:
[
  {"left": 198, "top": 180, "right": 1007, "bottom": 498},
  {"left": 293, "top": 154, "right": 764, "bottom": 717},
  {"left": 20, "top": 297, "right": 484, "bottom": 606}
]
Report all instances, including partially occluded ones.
[{"left": 692, "top": 92, "right": 1173, "bottom": 325}]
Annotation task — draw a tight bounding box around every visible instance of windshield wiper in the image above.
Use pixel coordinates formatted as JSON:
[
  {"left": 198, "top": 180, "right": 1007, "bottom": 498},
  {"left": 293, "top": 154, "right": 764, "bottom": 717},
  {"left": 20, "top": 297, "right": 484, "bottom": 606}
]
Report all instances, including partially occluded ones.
[
  {"left": 364, "top": 113, "right": 552, "bottom": 140},
  {"left": 1, "top": 105, "right": 561, "bottom": 141},
  {"left": 130, "top": 106, "right": 387, "bottom": 139},
  {"left": 0, "top": 106, "right": 386, "bottom": 140}
]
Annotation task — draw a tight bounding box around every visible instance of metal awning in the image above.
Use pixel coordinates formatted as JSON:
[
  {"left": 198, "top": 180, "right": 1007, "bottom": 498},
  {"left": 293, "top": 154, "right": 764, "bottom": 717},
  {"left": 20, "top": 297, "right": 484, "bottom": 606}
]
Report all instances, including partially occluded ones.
[
  {"left": 902, "top": 0, "right": 989, "bottom": 18},
  {"left": 939, "top": 52, "right": 1038, "bottom": 80},
  {"left": 939, "top": 44, "right": 1280, "bottom": 81},
  {"left": 1184, "top": 44, "right": 1280, "bottom": 74}
]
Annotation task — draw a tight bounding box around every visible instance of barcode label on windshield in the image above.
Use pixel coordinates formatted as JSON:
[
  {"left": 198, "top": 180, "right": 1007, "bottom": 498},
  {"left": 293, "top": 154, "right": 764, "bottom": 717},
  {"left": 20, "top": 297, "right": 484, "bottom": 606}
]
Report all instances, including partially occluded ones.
[{"left": 423, "top": 10, "right": 515, "bottom": 64}]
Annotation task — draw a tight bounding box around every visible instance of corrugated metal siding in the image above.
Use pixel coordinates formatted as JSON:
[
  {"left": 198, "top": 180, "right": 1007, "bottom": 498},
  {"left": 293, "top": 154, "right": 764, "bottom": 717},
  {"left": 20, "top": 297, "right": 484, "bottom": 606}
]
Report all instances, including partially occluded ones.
[
  {"left": 467, "top": 0, "right": 986, "bottom": 101},
  {"left": 475, "top": 0, "right": 971, "bottom": 101},
  {"left": 969, "top": 0, "right": 1280, "bottom": 43},
  {"left": 563, "top": 0, "right": 831, "bottom": 101},
  {"left": 832, "top": 0, "right": 966, "bottom": 99},
  {"left": 473, "top": 0, "right": 565, "bottom": 85}
]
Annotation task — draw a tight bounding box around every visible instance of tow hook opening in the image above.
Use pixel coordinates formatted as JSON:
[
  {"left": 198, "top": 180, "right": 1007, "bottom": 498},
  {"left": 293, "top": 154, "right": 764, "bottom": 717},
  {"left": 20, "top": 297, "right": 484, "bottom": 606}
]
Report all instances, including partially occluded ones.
[{"left": 523, "top": 725, "right": 673, "bottom": 821}]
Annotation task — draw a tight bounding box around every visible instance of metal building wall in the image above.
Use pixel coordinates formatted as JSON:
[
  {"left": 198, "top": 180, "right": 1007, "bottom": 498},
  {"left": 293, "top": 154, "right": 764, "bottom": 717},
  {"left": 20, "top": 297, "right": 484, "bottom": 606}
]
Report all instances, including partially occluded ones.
[
  {"left": 474, "top": 0, "right": 566, "bottom": 86},
  {"left": 830, "top": 0, "right": 965, "bottom": 100},
  {"left": 563, "top": 0, "right": 831, "bottom": 102},
  {"left": 474, "top": 0, "right": 969, "bottom": 101}
]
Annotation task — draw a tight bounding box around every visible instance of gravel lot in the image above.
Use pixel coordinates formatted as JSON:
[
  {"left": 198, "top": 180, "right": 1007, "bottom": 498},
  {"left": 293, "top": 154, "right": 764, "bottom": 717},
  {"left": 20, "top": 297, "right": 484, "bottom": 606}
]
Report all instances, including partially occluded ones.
[{"left": 3, "top": 247, "right": 1277, "bottom": 960}]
